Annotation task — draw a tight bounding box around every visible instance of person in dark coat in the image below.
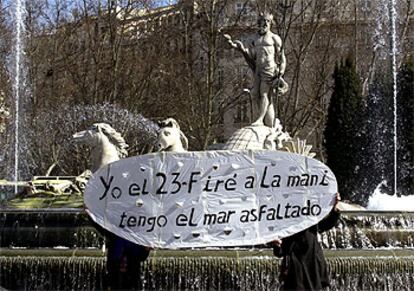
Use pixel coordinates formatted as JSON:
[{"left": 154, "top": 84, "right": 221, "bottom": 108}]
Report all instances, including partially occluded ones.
[
  {"left": 91, "top": 221, "right": 151, "bottom": 290},
  {"left": 272, "top": 194, "right": 341, "bottom": 291},
  {"left": 105, "top": 234, "right": 151, "bottom": 290}
]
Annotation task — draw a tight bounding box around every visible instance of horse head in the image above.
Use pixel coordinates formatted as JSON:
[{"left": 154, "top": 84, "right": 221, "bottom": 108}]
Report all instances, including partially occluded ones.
[
  {"left": 157, "top": 117, "right": 181, "bottom": 130},
  {"left": 156, "top": 118, "right": 188, "bottom": 152},
  {"left": 73, "top": 123, "right": 128, "bottom": 172}
]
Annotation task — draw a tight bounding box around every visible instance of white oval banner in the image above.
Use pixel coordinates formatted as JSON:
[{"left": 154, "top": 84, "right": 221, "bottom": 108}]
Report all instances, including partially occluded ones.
[{"left": 84, "top": 150, "right": 337, "bottom": 249}]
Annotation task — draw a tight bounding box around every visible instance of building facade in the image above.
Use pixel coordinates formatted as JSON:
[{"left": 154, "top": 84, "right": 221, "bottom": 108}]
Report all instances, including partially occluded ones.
[{"left": 26, "top": 0, "right": 414, "bottom": 153}]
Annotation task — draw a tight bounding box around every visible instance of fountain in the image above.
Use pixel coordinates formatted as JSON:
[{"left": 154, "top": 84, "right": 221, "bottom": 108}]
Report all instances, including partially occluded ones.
[
  {"left": 1, "top": 248, "right": 414, "bottom": 290},
  {"left": 12, "top": 0, "right": 26, "bottom": 195},
  {"left": 365, "top": 0, "right": 414, "bottom": 208},
  {"left": 389, "top": 0, "right": 398, "bottom": 196},
  {"left": 1, "top": 1, "right": 414, "bottom": 290}
]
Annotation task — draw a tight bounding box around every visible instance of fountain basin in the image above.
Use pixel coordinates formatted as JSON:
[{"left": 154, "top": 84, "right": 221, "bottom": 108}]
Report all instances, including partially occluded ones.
[
  {"left": 322, "top": 211, "right": 414, "bottom": 248},
  {"left": 2, "top": 208, "right": 414, "bottom": 290},
  {"left": 0, "top": 209, "right": 103, "bottom": 248},
  {"left": 1, "top": 249, "right": 414, "bottom": 290},
  {"left": 2, "top": 209, "right": 414, "bottom": 249}
]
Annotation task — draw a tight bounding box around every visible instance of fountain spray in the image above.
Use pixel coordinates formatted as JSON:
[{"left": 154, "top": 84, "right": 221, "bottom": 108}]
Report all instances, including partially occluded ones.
[
  {"left": 13, "top": 0, "right": 25, "bottom": 194},
  {"left": 388, "top": 0, "right": 398, "bottom": 195}
]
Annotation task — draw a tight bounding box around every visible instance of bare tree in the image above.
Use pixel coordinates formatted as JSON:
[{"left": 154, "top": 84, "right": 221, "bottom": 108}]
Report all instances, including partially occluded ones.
[{"left": 2, "top": 0, "right": 413, "bottom": 178}]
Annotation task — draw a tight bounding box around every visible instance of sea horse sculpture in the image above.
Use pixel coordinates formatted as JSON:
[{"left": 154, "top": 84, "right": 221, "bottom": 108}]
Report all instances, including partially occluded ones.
[
  {"left": 156, "top": 118, "right": 188, "bottom": 152},
  {"left": 72, "top": 123, "right": 128, "bottom": 172},
  {"left": 73, "top": 123, "right": 150, "bottom": 290}
]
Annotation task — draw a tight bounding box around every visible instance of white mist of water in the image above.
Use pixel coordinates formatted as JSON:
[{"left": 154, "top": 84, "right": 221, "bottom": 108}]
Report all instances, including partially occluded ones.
[
  {"left": 13, "top": 0, "right": 26, "bottom": 194},
  {"left": 373, "top": 0, "right": 399, "bottom": 196},
  {"left": 388, "top": 0, "right": 398, "bottom": 195},
  {"left": 367, "top": 181, "right": 414, "bottom": 211}
]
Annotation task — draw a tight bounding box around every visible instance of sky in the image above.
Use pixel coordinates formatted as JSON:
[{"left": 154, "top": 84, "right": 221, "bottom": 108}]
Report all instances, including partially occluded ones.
[{"left": 157, "top": 0, "right": 177, "bottom": 6}]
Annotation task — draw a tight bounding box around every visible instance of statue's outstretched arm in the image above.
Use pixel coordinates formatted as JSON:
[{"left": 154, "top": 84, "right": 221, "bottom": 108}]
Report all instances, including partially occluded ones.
[
  {"left": 224, "top": 33, "right": 255, "bottom": 71},
  {"left": 223, "top": 34, "right": 247, "bottom": 53}
]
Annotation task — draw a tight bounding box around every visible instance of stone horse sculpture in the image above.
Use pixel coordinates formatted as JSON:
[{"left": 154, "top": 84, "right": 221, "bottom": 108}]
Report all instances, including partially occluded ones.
[
  {"left": 72, "top": 123, "right": 128, "bottom": 172},
  {"left": 156, "top": 118, "right": 188, "bottom": 152},
  {"left": 73, "top": 123, "right": 150, "bottom": 289}
]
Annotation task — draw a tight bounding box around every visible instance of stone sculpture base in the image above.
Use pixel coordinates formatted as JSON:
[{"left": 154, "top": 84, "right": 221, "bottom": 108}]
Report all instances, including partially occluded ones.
[{"left": 223, "top": 125, "right": 275, "bottom": 150}]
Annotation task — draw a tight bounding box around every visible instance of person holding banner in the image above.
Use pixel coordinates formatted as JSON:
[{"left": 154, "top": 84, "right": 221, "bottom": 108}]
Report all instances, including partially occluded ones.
[
  {"left": 272, "top": 193, "right": 341, "bottom": 291},
  {"left": 105, "top": 234, "right": 151, "bottom": 290},
  {"left": 91, "top": 223, "right": 150, "bottom": 290}
]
